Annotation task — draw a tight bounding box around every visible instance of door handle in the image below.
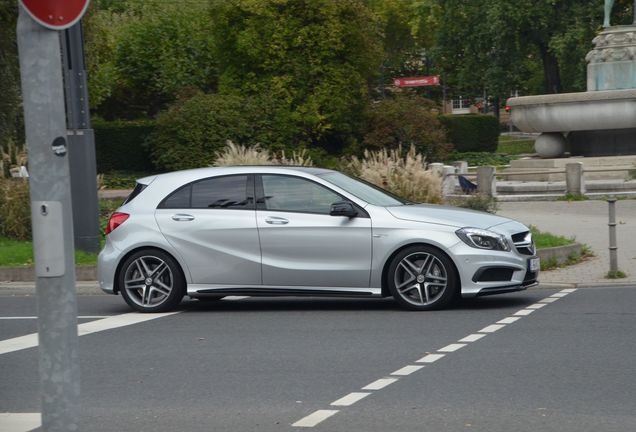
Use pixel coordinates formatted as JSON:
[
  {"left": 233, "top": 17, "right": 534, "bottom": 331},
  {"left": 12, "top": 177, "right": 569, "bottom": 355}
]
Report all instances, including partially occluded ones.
[
  {"left": 172, "top": 214, "right": 195, "bottom": 221},
  {"left": 265, "top": 216, "right": 289, "bottom": 225}
]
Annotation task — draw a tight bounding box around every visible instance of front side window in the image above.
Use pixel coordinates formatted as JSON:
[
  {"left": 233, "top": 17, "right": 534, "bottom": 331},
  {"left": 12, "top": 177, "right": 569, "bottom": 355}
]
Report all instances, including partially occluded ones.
[
  {"left": 261, "top": 175, "right": 341, "bottom": 214},
  {"left": 160, "top": 175, "right": 252, "bottom": 209}
]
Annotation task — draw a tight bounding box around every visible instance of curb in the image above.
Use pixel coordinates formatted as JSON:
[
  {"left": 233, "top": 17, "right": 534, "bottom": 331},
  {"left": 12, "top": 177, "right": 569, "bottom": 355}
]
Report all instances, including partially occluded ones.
[
  {"left": 536, "top": 242, "right": 585, "bottom": 267},
  {"left": 0, "top": 266, "right": 96, "bottom": 282}
]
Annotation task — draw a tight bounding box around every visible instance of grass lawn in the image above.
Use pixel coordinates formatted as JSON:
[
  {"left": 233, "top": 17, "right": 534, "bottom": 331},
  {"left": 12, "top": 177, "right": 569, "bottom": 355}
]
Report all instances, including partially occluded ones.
[
  {"left": 497, "top": 135, "right": 535, "bottom": 155},
  {"left": 530, "top": 225, "right": 575, "bottom": 248},
  {"left": 0, "top": 236, "right": 98, "bottom": 266}
]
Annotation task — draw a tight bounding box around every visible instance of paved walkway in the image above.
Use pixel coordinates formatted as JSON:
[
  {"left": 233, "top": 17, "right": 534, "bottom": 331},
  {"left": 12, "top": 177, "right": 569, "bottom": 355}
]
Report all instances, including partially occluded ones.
[{"left": 498, "top": 199, "right": 636, "bottom": 287}]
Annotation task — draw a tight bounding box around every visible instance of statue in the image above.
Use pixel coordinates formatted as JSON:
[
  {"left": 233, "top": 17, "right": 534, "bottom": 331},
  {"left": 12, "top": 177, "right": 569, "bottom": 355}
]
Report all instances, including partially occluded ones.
[{"left": 604, "top": 0, "right": 614, "bottom": 27}]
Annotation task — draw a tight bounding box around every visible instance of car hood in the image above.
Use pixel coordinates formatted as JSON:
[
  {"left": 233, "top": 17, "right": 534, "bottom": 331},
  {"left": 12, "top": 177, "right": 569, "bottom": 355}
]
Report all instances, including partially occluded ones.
[{"left": 386, "top": 204, "right": 520, "bottom": 230}]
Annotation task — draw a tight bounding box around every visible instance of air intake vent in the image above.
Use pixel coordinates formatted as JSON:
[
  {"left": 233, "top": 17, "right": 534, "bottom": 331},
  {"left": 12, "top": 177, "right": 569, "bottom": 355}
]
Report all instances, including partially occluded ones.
[{"left": 512, "top": 231, "right": 535, "bottom": 255}]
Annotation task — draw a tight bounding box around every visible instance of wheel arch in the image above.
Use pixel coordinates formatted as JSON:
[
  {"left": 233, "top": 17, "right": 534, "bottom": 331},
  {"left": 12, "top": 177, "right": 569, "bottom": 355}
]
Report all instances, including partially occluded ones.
[
  {"left": 113, "top": 246, "right": 186, "bottom": 294},
  {"left": 380, "top": 242, "right": 461, "bottom": 297}
]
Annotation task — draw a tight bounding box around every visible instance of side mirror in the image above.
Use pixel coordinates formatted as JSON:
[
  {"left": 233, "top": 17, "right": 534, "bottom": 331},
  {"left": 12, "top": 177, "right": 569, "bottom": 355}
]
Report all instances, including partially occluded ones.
[{"left": 329, "top": 201, "right": 357, "bottom": 218}]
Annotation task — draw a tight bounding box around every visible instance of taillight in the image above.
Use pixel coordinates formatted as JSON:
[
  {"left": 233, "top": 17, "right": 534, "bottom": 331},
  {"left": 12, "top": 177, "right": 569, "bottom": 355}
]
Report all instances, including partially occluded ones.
[{"left": 105, "top": 212, "right": 129, "bottom": 235}]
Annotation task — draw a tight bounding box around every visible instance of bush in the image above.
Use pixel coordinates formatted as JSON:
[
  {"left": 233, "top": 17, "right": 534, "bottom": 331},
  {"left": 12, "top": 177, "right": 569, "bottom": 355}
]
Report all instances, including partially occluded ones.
[
  {"left": 0, "top": 178, "right": 31, "bottom": 240},
  {"left": 347, "top": 146, "right": 441, "bottom": 204},
  {"left": 147, "top": 93, "right": 293, "bottom": 171},
  {"left": 363, "top": 95, "right": 450, "bottom": 162},
  {"left": 438, "top": 114, "right": 499, "bottom": 153},
  {"left": 213, "top": 141, "right": 313, "bottom": 167},
  {"left": 93, "top": 119, "right": 155, "bottom": 172}
]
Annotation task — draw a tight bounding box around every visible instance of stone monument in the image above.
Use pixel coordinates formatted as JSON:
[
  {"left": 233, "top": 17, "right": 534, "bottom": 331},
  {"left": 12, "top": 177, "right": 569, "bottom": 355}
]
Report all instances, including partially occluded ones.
[{"left": 508, "top": 1, "right": 636, "bottom": 158}]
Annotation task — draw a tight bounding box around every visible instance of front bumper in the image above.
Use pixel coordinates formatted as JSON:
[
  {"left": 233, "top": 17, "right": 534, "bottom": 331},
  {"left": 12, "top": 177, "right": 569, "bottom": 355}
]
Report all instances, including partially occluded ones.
[{"left": 449, "top": 241, "right": 539, "bottom": 298}]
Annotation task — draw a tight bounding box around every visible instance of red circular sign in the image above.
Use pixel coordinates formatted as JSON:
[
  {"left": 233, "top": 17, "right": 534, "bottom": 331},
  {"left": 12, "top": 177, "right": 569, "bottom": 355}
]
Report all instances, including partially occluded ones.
[{"left": 20, "top": 0, "right": 90, "bottom": 31}]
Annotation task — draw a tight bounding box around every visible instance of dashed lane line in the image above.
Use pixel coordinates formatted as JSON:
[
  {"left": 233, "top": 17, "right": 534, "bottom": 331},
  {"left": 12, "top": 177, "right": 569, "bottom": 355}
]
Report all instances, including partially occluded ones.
[
  {"left": 362, "top": 378, "right": 398, "bottom": 391},
  {"left": 0, "top": 312, "right": 180, "bottom": 355},
  {"left": 292, "top": 410, "right": 339, "bottom": 428},
  {"left": 390, "top": 365, "right": 424, "bottom": 376},
  {"left": 291, "top": 289, "right": 578, "bottom": 428},
  {"left": 330, "top": 392, "right": 371, "bottom": 407},
  {"left": 0, "top": 413, "right": 40, "bottom": 432}
]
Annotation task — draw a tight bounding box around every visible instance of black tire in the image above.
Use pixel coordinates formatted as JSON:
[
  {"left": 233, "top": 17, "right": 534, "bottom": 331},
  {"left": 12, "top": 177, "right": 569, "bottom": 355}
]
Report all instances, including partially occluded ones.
[
  {"left": 387, "top": 245, "right": 458, "bottom": 311},
  {"left": 118, "top": 249, "right": 185, "bottom": 313}
]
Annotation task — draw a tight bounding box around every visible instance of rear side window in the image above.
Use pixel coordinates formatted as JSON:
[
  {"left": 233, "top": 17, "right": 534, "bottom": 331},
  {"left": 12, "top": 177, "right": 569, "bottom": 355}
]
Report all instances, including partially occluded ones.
[
  {"left": 123, "top": 183, "right": 147, "bottom": 205},
  {"left": 159, "top": 175, "right": 253, "bottom": 209}
]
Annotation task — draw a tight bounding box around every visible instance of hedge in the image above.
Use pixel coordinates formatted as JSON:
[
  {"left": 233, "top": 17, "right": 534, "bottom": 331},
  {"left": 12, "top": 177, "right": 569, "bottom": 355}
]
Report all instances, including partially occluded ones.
[
  {"left": 93, "top": 119, "right": 156, "bottom": 172},
  {"left": 438, "top": 114, "right": 499, "bottom": 153}
]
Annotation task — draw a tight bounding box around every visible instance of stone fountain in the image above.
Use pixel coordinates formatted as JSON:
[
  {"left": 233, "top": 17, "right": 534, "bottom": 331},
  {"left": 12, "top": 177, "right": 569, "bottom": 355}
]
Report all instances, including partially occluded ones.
[{"left": 508, "top": 2, "right": 636, "bottom": 159}]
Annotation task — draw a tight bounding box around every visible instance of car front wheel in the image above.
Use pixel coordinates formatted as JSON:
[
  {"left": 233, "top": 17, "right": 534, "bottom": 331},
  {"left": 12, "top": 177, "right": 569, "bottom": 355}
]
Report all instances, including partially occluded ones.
[
  {"left": 118, "top": 249, "right": 185, "bottom": 313},
  {"left": 388, "top": 245, "right": 458, "bottom": 311}
]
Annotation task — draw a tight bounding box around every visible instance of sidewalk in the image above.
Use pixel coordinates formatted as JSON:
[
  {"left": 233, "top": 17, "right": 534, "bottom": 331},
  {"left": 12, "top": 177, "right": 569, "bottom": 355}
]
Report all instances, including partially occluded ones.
[{"left": 497, "top": 199, "right": 636, "bottom": 287}]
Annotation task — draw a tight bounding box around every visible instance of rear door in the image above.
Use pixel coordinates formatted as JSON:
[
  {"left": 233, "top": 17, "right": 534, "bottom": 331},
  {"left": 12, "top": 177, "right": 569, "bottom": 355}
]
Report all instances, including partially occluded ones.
[
  {"left": 256, "top": 174, "right": 372, "bottom": 288},
  {"left": 154, "top": 174, "right": 261, "bottom": 285}
]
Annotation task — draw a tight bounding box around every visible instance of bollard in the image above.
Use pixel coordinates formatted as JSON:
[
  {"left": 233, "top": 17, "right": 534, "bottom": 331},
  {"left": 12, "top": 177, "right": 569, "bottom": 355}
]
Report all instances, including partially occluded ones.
[
  {"left": 566, "top": 162, "right": 585, "bottom": 195},
  {"left": 453, "top": 160, "right": 468, "bottom": 175},
  {"left": 442, "top": 165, "right": 456, "bottom": 197},
  {"left": 608, "top": 197, "right": 618, "bottom": 273},
  {"left": 476, "top": 166, "right": 497, "bottom": 197}
]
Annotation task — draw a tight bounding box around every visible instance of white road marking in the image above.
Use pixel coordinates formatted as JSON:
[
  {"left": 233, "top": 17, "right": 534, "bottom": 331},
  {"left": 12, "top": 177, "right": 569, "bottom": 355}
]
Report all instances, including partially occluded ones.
[
  {"left": 362, "top": 378, "right": 398, "bottom": 390},
  {"left": 438, "top": 343, "right": 466, "bottom": 353},
  {"left": 0, "top": 316, "right": 109, "bottom": 320},
  {"left": 514, "top": 309, "right": 535, "bottom": 316},
  {"left": 416, "top": 353, "right": 445, "bottom": 363},
  {"left": 0, "top": 413, "right": 41, "bottom": 432},
  {"left": 0, "top": 312, "right": 180, "bottom": 355},
  {"left": 540, "top": 297, "right": 559, "bottom": 303},
  {"left": 292, "top": 410, "right": 339, "bottom": 427},
  {"left": 390, "top": 365, "right": 424, "bottom": 376},
  {"left": 459, "top": 333, "right": 486, "bottom": 343},
  {"left": 560, "top": 289, "right": 577, "bottom": 293},
  {"left": 292, "top": 289, "right": 572, "bottom": 428},
  {"left": 478, "top": 324, "right": 505, "bottom": 333},
  {"left": 497, "top": 317, "right": 521, "bottom": 324},
  {"left": 330, "top": 392, "right": 370, "bottom": 406}
]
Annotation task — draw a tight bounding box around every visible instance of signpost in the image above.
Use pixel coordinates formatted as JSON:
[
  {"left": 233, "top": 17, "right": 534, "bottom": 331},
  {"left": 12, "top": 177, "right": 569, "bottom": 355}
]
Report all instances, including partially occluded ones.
[
  {"left": 393, "top": 75, "right": 440, "bottom": 87},
  {"left": 16, "top": 0, "right": 90, "bottom": 429}
]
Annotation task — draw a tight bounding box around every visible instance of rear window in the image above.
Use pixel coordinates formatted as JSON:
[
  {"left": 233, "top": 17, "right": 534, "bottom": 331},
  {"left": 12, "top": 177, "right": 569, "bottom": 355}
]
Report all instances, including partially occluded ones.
[
  {"left": 159, "top": 175, "right": 253, "bottom": 209},
  {"left": 123, "top": 183, "right": 147, "bottom": 205}
]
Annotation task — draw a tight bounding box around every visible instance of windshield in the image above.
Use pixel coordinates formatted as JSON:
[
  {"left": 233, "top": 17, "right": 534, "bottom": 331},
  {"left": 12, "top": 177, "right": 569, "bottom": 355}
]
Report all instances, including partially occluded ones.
[{"left": 317, "top": 172, "right": 407, "bottom": 206}]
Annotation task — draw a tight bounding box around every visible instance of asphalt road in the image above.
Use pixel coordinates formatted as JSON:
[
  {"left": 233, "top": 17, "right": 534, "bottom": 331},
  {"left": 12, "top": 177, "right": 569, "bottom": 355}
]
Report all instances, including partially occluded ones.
[{"left": 1, "top": 287, "right": 635, "bottom": 431}]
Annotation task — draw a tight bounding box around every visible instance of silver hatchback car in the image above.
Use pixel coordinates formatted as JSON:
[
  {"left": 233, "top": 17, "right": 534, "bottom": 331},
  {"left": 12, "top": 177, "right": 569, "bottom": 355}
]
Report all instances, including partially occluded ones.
[{"left": 98, "top": 166, "right": 538, "bottom": 312}]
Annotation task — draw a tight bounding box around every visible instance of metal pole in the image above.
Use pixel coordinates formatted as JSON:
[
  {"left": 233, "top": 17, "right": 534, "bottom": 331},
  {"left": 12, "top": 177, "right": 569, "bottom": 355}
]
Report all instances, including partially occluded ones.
[
  {"left": 17, "top": 6, "right": 80, "bottom": 431},
  {"left": 62, "top": 22, "right": 100, "bottom": 253},
  {"left": 608, "top": 197, "right": 618, "bottom": 273}
]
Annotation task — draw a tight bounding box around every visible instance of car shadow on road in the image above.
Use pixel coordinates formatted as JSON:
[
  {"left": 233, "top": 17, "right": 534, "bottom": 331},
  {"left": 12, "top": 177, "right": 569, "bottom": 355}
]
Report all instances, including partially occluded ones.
[{"left": 176, "top": 293, "right": 542, "bottom": 314}]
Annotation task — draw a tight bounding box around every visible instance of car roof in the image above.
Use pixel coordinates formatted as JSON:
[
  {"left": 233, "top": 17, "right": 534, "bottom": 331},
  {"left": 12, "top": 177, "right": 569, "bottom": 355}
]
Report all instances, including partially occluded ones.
[{"left": 137, "top": 165, "right": 336, "bottom": 185}]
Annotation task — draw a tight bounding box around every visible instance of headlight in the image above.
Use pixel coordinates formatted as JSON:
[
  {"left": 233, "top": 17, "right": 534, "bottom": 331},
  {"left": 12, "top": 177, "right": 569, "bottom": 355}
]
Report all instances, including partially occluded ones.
[{"left": 456, "top": 227, "right": 511, "bottom": 251}]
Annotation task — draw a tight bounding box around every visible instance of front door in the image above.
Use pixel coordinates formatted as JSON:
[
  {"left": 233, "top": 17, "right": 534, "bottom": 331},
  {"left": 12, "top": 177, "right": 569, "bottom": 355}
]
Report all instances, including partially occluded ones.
[{"left": 256, "top": 174, "right": 372, "bottom": 288}]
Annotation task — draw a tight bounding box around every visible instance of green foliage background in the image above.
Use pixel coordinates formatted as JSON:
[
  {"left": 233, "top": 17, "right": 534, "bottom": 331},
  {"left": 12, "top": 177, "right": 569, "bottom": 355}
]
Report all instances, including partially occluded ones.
[{"left": 438, "top": 115, "right": 500, "bottom": 153}]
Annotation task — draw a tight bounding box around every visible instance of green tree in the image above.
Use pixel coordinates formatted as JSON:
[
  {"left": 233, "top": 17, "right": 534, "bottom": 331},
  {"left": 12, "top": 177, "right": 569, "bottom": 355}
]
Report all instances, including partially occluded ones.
[
  {"left": 0, "top": 1, "right": 23, "bottom": 165},
  {"left": 210, "top": 0, "right": 383, "bottom": 150},
  {"left": 362, "top": 94, "right": 450, "bottom": 161},
  {"left": 148, "top": 93, "right": 294, "bottom": 171},
  {"left": 366, "top": 0, "right": 441, "bottom": 97},
  {"left": 85, "top": 0, "right": 218, "bottom": 119},
  {"left": 435, "top": 0, "right": 634, "bottom": 98}
]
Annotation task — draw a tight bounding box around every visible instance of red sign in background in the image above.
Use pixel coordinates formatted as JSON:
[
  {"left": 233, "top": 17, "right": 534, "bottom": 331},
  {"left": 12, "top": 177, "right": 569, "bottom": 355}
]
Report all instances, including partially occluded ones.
[
  {"left": 20, "top": 0, "right": 90, "bottom": 31},
  {"left": 393, "top": 76, "right": 440, "bottom": 87}
]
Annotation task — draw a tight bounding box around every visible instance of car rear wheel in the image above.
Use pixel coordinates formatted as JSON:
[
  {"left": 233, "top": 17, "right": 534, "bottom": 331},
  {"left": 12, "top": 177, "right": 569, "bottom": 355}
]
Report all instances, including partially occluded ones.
[
  {"left": 119, "top": 249, "right": 185, "bottom": 313},
  {"left": 388, "top": 245, "right": 458, "bottom": 311}
]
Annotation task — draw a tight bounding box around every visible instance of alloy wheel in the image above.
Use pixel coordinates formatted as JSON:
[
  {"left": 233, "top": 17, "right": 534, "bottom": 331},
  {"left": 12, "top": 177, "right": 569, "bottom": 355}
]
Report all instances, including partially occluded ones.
[{"left": 393, "top": 252, "right": 448, "bottom": 307}]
